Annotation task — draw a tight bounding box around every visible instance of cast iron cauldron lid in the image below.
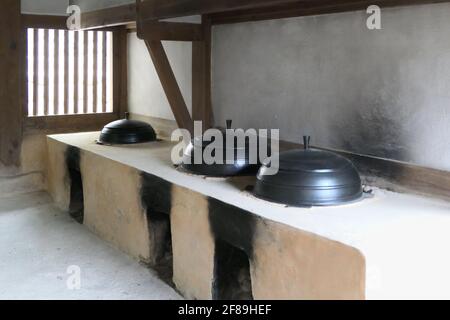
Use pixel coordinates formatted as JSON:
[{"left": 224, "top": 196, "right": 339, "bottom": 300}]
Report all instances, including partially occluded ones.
[
  {"left": 181, "top": 120, "right": 260, "bottom": 177},
  {"left": 98, "top": 112, "right": 157, "bottom": 145},
  {"left": 254, "top": 136, "right": 363, "bottom": 207}
]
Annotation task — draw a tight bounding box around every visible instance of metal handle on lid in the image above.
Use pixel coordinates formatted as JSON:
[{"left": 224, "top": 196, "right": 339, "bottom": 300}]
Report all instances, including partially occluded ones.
[{"left": 303, "top": 136, "right": 311, "bottom": 150}]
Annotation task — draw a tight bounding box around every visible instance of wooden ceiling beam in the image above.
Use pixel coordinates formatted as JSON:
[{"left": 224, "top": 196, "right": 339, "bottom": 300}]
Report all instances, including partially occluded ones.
[
  {"left": 21, "top": 14, "right": 67, "bottom": 29},
  {"left": 138, "top": 21, "right": 204, "bottom": 41},
  {"left": 210, "top": 0, "right": 450, "bottom": 24},
  {"left": 80, "top": 3, "right": 136, "bottom": 30},
  {"left": 138, "top": 0, "right": 450, "bottom": 24},
  {"left": 138, "top": 0, "right": 308, "bottom": 21}
]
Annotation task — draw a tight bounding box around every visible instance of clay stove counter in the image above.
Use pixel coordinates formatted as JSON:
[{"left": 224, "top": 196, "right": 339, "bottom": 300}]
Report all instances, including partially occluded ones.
[{"left": 47, "top": 132, "right": 450, "bottom": 300}]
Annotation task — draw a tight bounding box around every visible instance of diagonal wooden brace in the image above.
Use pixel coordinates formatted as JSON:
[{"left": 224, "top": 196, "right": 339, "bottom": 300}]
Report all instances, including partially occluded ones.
[{"left": 145, "top": 40, "right": 194, "bottom": 134}]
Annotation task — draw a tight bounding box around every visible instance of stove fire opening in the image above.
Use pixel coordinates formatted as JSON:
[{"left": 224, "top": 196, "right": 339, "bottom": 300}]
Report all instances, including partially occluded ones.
[
  {"left": 68, "top": 168, "right": 84, "bottom": 224},
  {"left": 213, "top": 239, "right": 253, "bottom": 300},
  {"left": 148, "top": 211, "right": 174, "bottom": 287}
]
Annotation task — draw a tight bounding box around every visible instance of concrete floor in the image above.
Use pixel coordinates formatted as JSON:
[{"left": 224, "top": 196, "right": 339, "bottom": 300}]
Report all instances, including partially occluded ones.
[{"left": 0, "top": 190, "right": 182, "bottom": 300}]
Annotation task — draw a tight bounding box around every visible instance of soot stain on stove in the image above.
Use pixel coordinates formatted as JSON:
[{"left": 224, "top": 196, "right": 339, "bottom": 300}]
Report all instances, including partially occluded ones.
[
  {"left": 66, "top": 146, "right": 81, "bottom": 171},
  {"left": 208, "top": 197, "right": 257, "bottom": 259},
  {"left": 208, "top": 198, "right": 258, "bottom": 300},
  {"left": 140, "top": 172, "right": 174, "bottom": 287},
  {"left": 140, "top": 172, "right": 172, "bottom": 217},
  {"left": 65, "top": 147, "right": 84, "bottom": 224}
]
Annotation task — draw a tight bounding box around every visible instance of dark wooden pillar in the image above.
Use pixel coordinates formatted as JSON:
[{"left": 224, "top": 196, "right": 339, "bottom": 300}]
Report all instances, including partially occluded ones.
[
  {"left": 0, "top": 0, "right": 22, "bottom": 166},
  {"left": 192, "top": 15, "right": 212, "bottom": 130}
]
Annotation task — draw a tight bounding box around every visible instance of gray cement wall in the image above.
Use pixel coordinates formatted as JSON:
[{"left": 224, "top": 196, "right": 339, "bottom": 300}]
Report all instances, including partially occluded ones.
[{"left": 212, "top": 3, "right": 450, "bottom": 171}]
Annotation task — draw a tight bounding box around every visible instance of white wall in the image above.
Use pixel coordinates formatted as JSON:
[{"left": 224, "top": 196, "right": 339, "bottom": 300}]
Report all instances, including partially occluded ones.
[
  {"left": 21, "top": 0, "right": 69, "bottom": 15},
  {"left": 212, "top": 3, "right": 450, "bottom": 171},
  {"left": 127, "top": 34, "right": 192, "bottom": 121}
]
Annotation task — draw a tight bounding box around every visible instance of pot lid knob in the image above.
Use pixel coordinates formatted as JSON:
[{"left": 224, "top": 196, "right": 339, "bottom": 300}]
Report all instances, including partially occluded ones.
[
  {"left": 125, "top": 112, "right": 130, "bottom": 120},
  {"left": 226, "top": 120, "right": 233, "bottom": 129},
  {"left": 303, "top": 136, "right": 311, "bottom": 150}
]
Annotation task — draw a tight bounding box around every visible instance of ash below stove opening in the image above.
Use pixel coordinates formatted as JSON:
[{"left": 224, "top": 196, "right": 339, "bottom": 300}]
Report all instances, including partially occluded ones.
[
  {"left": 147, "top": 211, "right": 174, "bottom": 287},
  {"left": 213, "top": 239, "right": 253, "bottom": 300},
  {"left": 68, "top": 168, "right": 84, "bottom": 224}
]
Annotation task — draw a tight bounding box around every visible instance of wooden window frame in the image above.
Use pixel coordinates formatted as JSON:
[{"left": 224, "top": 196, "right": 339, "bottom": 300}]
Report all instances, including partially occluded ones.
[{"left": 20, "top": 15, "right": 128, "bottom": 135}]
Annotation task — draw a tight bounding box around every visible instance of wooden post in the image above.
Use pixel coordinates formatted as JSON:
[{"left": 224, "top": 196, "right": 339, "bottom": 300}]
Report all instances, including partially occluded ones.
[
  {"left": 192, "top": 15, "right": 212, "bottom": 130},
  {"left": 113, "top": 27, "right": 128, "bottom": 118},
  {"left": 0, "top": 0, "right": 22, "bottom": 166}
]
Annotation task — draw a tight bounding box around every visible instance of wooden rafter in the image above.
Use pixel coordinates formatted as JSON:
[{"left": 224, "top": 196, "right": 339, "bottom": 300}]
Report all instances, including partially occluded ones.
[
  {"left": 139, "top": 0, "right": 450, "bottom": 23},
  {"left": 209, "top": 0, "right": 450, "bottom": 24},
  {"left": 80, "top": 3, "right": 136, "bottom": 30},
  {"left": 139, "top": 0, "right": 304, "bottom": 21},
  {"left": 138, "top": 21, "right": 204, "bottom": 42},
  {"left": 21, "top": 14, "right": 67, "bottom": 29}
]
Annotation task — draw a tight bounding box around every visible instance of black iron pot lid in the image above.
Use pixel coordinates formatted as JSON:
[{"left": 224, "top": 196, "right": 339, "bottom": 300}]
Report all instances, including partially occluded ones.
[
  {"left": 98, "top": 113, "right": 157, "bottom": 145},
  {"left": 181, "top": 120, "right": 261, "bottom": 177},
  {"left": 254, "top": 136, "right": 363, "bottom": 207}
]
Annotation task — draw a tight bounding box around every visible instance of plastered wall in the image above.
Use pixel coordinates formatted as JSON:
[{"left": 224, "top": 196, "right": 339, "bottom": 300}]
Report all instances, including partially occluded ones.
[{"left": 212, "top": 3, "right": 450, "bottom": 171}]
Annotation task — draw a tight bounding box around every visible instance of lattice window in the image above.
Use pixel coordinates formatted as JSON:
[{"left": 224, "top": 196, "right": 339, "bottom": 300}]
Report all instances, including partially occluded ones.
[{"left": 26, "top": 29, "right": 114, "bottom": 117}]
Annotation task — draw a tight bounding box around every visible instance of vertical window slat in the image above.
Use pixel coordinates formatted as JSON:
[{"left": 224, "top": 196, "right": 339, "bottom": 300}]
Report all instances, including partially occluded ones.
[
  {"left": 83, "top": 31, "right": 89, "bottom": 114},
  {"left": 73, "top": 31, "right": 79, "bottom": 114},
  {"left": 107, "top": 32, "right": 113, "bottom": 112},
  {"left": 63, "top": 31, "right": 69, "bottom": 115},
  {"left": 32, "top": 29, "right": 39, "bottom": 116},
  {"left": 54, "top": 30, "right": 59, "bottom": 115},
  {"left": 43, "top": 29, "right": 49, "bottom": 116},
  {"left": 102, "top": 32, "right": 107, "bottom": 113},
  {"left": 27, "top": 29, "right": 34, "bottom": 116},
  {"left": 93, "top": 32, "right": 98, "bottom": 113},
  {"left": 73, "top": 31, "right": 80, "bottom": 113}
]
